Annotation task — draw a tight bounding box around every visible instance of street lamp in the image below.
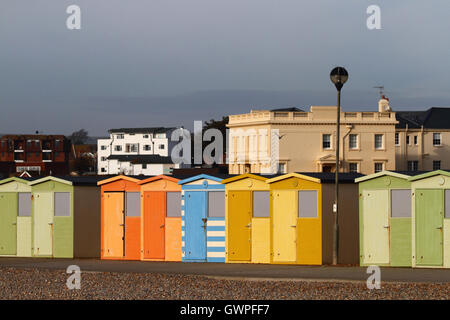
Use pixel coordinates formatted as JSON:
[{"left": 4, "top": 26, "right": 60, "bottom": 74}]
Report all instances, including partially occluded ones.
[{"left": 329, "top": 66, "right": 348, "bottom": 266}]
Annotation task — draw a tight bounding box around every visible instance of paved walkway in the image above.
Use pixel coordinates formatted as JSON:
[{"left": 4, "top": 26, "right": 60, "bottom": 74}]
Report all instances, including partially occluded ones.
[{"left": 0, "top": 257, "right": 449, "bottom": 283}]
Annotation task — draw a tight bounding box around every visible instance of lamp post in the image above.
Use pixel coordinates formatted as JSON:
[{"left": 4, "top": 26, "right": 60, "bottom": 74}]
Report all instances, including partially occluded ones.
[{"left": 329, "top": 66, "right": 348, "bottom": 266}]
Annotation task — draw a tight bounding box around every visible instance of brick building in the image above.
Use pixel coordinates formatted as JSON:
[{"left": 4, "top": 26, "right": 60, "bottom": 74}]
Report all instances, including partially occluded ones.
[{"left": 0, "top": 135, "right": 71, "bottom": 177}]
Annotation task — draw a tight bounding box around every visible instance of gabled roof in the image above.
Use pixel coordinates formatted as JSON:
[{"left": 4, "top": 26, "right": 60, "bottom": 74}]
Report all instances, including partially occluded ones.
[
  {"left": 396, "top": 107, "right": 450, "bottom": 129},
  {"left": 97, "top": 175, "right": 147, "bottom": 186},
  {"left": 266, "top": 173, "right": 321, "bottom": 184},
  {"left": 29, "top": 176, "right": 73, "bottom": 186},
  {"left": 178, "top": 174, "right": 230, "bottom": 185},
  {"left": 408, "top": 170, "right": 450, "bottom": 182},
  {"left": 0, "top": 177, "right": 32, "bottom": 186},
  {"left": 355, "top": 171, "right": 410, "bottom": 183},
  {"left": 221, "top": 173, "right": 279, "bottom": 184},
  {"left": 138, "top": 174, "right": 182, "bottom": 185}
]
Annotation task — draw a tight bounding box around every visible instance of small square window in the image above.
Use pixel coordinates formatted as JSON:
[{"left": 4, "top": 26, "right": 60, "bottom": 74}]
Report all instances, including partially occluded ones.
[
  {"left": 142, "top": 164, "right": 147, "bottom": 169},
  {"left": 253, "top": 191, "right": 270, "bottom": 217},
  {"left": 54, "top": 192, "right": 71, "bottom": 217},
  {"left": 433, "top": 161, "right": 441, "bottom": 170},
  {"left": 159, "top": 144, "right": 165, "bottom": 150},
  {"left": 374, "top": 162, "right": 383, "bottom": 173},
  {"left": 433, "top": 133, "right": 441, "bottom": 146},
  {"left": 349, "top": 163, "right": 358, "bottom": 173},
  {"left": 407, "top": 161, "right": 418, "bottom": 172},
  {"left": 208, "top": 192, "right": 225, "bottom": 217}
]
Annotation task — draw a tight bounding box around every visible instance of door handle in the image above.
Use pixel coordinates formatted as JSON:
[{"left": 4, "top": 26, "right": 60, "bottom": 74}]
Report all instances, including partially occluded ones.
[
  {"left": 245, "top": 223, "right": 252, "bottom": 228},
  {"left": 160, "top": 224, "right": 165, "bottom": 228},
  {"left": 383, "top": 226, "right": 390, "bottom": 229},
  {"left": 48, "top": 223, "right": 53, "bottom": 225},
  {"left": 436, "top": 227, "right": 443, "bottom": 230},
  {"left": 119, "top": 224, "right": 124, "bottom": 226},
  {"left": 290, "top": 225, "right": 297, "bottom": 228}
]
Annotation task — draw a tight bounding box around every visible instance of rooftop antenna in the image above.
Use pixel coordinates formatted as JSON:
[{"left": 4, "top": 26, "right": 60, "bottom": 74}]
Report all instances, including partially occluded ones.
[{"left": 374, "top": 86, "right": 385, "bottom": 98}]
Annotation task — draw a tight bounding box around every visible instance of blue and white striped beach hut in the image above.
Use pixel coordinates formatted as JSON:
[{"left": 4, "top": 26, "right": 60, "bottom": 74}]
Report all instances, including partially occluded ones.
[{"left": 178, "top": 174, "right": 228, "bottom": 262}]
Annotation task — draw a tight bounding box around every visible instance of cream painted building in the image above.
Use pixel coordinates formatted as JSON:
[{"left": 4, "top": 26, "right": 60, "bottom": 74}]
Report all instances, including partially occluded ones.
[
  {"left": 395, "top": 108, "right": 450, "bottom": 172},
  {"left": 227, "top": 102, "right": 399, "bottom": 175}
]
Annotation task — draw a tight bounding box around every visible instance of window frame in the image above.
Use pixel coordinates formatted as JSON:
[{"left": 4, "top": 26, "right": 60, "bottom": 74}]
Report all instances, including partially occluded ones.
[
  {"left": 322, "top": 134, "right": 332, "bottom": 150},
  {"left": 374, "top": 134, "right": 384, "bottom": 150}
]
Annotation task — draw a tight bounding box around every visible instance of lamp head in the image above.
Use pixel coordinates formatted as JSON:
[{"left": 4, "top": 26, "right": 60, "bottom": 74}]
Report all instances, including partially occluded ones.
[{"left": 330, "top": 67, "right": 348, "bottom": 91}]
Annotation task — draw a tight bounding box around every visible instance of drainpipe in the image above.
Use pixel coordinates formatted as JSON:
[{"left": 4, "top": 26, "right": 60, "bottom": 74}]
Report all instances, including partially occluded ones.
[
  {"left": 420, "top": 125, "right": 424, "bottom": 170},
  {"left": 405, "top": 124, "right": 408, "bottom": 170},
  {"left": 342, "top": 125, "right": 353, "bottom": 171}
]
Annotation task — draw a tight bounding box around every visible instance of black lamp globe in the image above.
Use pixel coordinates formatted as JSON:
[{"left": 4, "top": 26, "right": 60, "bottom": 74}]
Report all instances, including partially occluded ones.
[{"left": 330, "top": 67, "right": 348, "bottom": 91}]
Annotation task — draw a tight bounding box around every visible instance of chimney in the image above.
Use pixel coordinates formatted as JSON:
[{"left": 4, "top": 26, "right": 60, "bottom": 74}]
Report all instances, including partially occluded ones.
[{"left": 378, "top": 95, "right": 392, "bottom": 112}]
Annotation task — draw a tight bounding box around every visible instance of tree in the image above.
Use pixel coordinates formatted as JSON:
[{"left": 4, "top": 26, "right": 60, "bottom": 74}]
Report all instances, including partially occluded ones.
[{"left": 70, "top": 129, "right": 89, "bottom": 145}]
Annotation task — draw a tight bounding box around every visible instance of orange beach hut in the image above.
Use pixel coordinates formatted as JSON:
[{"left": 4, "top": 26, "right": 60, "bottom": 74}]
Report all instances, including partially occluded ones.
[
  {"left": 98, "top": 175, "right": 148, "bottom": 260},
  {"left": 137, "top": 175, "right": 184, "bottom": 262}
]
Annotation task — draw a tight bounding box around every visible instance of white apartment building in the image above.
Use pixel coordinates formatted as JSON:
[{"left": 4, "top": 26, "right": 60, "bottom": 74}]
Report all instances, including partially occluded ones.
[{"left": 97, "top": 127, "right": 182, "bottom": 175}]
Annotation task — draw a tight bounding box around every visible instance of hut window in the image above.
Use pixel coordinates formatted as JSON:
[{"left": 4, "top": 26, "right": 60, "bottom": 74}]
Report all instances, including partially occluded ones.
[
  {"left": 54, "top": 192, "right": 71, "bottom": 217},
  {"left": 253, "top": 191, "right": 270, "bottom": 217},
  {"left": 208, "top": 191, "right": 225, "bottom": 217},
  {"left": 167, "top": 192, "right": 181, "bottom": 217},
  {"left": 298, "top": 190, "right": 318, "bottom": 218},
  {"left": 18, "top": 193, "right": 31, "bottom": 217},
  {"left": 445, "top": 190, "right": 450, "bottom": 219},
  {"left": 126, "top": 192, "right": 140, "bottom": 217},
  {"left": 391, "top": 190, "right": 411, "bottom": 218}
]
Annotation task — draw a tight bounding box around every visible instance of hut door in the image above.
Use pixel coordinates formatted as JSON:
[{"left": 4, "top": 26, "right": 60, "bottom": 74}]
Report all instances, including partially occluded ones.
[
  {"left": 0, "top": 193, "right": 17, "bottom": 255},
  {"left": 228, "top": 191, "right": 252, "bottom": 261},
  {"left": 184, "top": 191, "right": 207, "bottom": 261},
  {"left": 273, "top": 190, "right": 297, "bottom": 262},
  {"left": 33, "top": 192, "right": 54, "bottom": 256},
  {"left": 416, "top": 189, "right": 443, "bottom": 266},
  {"left": 143, "top": 192, "right": 166, "bottom": 260},
  {"left": 362, "top": 190, "right": 389, "bottom": 264},
  {"left": 103, "top": 192, "right": 124, "bottom": 258}
]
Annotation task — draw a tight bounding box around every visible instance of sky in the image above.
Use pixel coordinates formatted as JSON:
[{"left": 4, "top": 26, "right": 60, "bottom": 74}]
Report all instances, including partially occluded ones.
[{"left": 1, "top": 1, "right": 450, "bottom": 136}]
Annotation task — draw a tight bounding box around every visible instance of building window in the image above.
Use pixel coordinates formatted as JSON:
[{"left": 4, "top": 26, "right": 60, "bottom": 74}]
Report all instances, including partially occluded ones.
[
  {"left": 142, "top": 164, "right": 147, "bottom": 169},
  {"left": 101, "top": 145, "right": 107, "bottom": 150},
  {"left": 143, "top": 134, "right": 149, "bottom": 139},
  {"left": 395, "top": 133, "right": 400, "bottom": 146},
  {"left": 125, "top": 144, "right": 139, "bottom": 153},
  {"left": 433, "top": 133, "right": 441, "bottom": 146},
  {"left": 406, "top": 135, "right": 410, "bottom": 145},
  {"left": 116, "top": 134, "right": 124, "bottom": 139},
  {"left": 114, "top": 145, "right": 122, "bottom": 151},
  {"left": 143, "top": 145, "right": 151, "bottom": 151},
  {"left": 414, "top": 135, "right": 418, "bottom": 145},
  {"left": 374, "top": 162, "right": 383, "bottom": 173},
  {"left": 278, "top": 163, "right": 287, "bottom": 174},
  {"left": 433, "top": 160, "right": 441, "bottom": 170},
  {"left": 101, "top": 157, "right": 107, "bottom": 161},
  {"left": 408, "top": 161, "right": 419, "bottom": 172},
  {"left": 159, "top": 144, "right": 165, "bottom": 150},
  {"left": 322, "top": 134, "right": 331, "bottom": 149},
  {"left": 349, "top": 134, "right": 358, "bottom": 150},
  {"left": 101, "top": 168, "right": 106, "bottom": 172},
  {"left": 349, "top": 163, "right": 358, "bottom": 173},
  {"left": 374, "top": 134, "right": 383, "bottom": 150}
]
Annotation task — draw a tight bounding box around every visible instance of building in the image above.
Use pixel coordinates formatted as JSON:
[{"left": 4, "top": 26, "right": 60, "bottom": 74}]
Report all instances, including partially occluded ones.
[
  {"left": 395, "top": 107, "right": 450, "bottom": 172},
  {"left": 0, "top": 135, "right": 71, "bottom": 177},
  {"left": 97, "top": 127, "right": 183, "bottom": 175},
  {"left": 227, "top": 102, "right": 398, "bottom": 175}
]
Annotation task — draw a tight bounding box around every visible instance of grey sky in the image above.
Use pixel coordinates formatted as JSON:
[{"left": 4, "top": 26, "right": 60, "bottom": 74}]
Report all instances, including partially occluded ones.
[{"left": 1, "top": 1, "right": 449, "bottom": 135}]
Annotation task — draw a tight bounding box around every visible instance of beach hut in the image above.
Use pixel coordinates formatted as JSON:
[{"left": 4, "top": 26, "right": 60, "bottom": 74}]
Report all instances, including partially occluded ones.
[
  {"left": 222, "top": 173, "right": 274, "bottom": 264},
  {"left": 0, "top": 177, "right": 33, "bottom": 257},
  {"left": 409, "top": 170, "right": 450, "bottom": 268},
  {"left": 355, "top": 171, "right": 419, "bottom": 267},
  {"left": 137, "top": 175, "right": 185, "bottom": 262},
  {"left": 266, "top": 172, "right": 361, "bottom": 265},
  {"left": 98, "top": 175, "right": 148, "bottom": 260},
  {"left": 29, "top": 176, "right": 102, "bottom": 258},
  {"left": 179, "top": 174, "right": 228, "bottom": 262}
]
